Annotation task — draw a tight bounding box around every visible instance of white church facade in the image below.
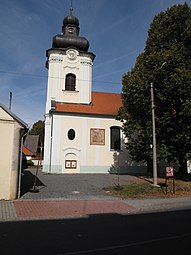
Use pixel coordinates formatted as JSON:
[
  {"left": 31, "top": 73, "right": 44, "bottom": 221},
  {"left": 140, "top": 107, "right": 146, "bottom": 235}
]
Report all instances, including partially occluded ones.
[{"left": 43, "top": 8, "right": 145, "bottom": 174}]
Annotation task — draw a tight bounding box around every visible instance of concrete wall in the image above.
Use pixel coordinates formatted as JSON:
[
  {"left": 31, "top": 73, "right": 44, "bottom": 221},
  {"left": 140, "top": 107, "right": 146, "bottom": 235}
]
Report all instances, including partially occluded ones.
[{"left": 0, "top": 108, "right": 23, "bottom": 200}]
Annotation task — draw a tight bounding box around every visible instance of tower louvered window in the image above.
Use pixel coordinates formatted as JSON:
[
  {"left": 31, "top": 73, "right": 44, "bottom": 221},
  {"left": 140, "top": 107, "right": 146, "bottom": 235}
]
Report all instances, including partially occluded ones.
[{"left": 65, "top": 73, "right": 76, "bottom": 91}]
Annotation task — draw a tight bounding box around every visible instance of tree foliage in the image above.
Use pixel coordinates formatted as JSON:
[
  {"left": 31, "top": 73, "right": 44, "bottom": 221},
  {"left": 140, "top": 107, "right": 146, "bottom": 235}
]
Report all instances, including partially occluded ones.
[
  {"left": 119, "top": 3, "right": 191, "bottom": 175},
  {"left": 29, "top": 120, "right": 45, "bottom": 146}
]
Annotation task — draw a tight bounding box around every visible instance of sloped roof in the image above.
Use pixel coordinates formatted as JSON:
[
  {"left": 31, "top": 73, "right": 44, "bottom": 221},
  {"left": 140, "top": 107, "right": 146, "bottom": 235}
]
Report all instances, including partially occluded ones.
[
  {"left": 0, "top": 103, "right": 28, "bottom": 128},
  {"left": 24, "top": 135, "right": 39, "bottom": 154},
  {"left": 56, "top": 91, "right": 122, "bottom": 116}
]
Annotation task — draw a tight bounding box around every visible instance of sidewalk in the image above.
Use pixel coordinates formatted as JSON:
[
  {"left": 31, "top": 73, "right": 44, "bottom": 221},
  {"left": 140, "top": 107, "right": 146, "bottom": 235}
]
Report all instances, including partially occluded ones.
[
  {"left": 1, "top": 170, "right": 191, "bottom": 221},
  {"left": 1, "top": 196, "right": 191, "bottom": 221}
]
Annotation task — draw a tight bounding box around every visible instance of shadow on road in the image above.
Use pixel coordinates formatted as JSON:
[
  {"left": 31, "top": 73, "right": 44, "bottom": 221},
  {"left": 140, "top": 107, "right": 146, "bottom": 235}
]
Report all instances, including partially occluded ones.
[
  {"left": 20, "top": 170, "right": 45, "bottom": 197},
  {"left": 1, "top": 209, "right": 191, "bottom": 254}
]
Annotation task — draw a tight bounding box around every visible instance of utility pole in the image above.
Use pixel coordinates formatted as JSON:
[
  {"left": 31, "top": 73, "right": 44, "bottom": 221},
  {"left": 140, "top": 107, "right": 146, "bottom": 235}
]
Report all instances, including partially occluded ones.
[
  {"left": 151, "top": 82, "right": 158, "bottom": 186},
  {"left": 150, "top": 62, "right": 166, "bottom": 186}
]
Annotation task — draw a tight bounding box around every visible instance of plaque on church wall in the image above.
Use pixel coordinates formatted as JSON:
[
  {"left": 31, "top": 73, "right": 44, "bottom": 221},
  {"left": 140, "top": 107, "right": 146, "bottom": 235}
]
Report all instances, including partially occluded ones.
[
  {"left": 90, "top": 128, "right": 105, "bottom": 145},
  {"left": 65, "top": 160, "right": 77, "bottom": 169}
]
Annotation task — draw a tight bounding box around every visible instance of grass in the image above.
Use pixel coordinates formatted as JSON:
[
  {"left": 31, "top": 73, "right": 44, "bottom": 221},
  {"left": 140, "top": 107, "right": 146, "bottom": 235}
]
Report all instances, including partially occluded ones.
[{"left": 104, "top": 178, "right": 191, "bottom": 198}]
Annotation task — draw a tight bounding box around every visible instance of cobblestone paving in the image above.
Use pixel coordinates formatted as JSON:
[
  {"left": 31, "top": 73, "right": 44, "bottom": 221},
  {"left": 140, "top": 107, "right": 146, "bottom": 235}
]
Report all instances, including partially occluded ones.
[
  {"left": 1, "top": 168, "right": 191, "bottom": 222},
  {"left": 14, "top": 200, "right": 136, "bottom": 220},
  {"left": 0, "top": 201, "right": 17, "bottom": 221},
  {"left": 20, "top": 168, "right": 139, "bottom": 200}
]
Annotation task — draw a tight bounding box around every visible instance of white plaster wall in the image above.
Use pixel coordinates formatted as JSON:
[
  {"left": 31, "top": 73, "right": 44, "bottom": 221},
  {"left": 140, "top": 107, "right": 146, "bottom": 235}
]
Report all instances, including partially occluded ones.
[
  {"left": 0, "top": 108, "right": 22, "bottom": 200},
  {"left": 0, "top": 119, "right": 14, "bottom": 200},
  {"left": 43, "top": 114, "right": 51, "bottom": 173},
  {"left": 51, "top": 115, "right": 61, "bottom": 166},
  {"left": 78, "top": 57, "right": 92, "bottom": 103},
  {"left": 46, "top": 54, "right": 63, "bottom": 112},
  {"left": 9, "top": 122, "right": 21, "bottom": 199},
  {"left": 81, "top": 118, "right": 88, "bottom": 165},
  {"left": 46, "top": 52, "right": 93, "bottom": 112},
  {"left": 50, "top": 114, "right": 124, "bottom": 173}
]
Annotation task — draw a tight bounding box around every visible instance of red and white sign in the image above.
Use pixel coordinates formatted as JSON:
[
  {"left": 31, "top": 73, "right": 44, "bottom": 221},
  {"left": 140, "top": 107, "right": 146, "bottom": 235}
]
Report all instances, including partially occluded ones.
[{"left": 166, "top": 166, "right": 174, "bottom": 177}]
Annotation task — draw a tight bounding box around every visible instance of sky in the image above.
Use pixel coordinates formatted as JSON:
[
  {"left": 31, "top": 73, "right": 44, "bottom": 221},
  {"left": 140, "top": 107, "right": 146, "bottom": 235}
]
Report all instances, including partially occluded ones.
[{"left": 0, "top": 0, "right": 190, "bottom": 128}]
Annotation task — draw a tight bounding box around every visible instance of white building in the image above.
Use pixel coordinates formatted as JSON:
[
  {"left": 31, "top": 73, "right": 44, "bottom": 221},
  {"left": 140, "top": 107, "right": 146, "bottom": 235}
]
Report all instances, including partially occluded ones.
[
  {"left": 43, "top": 8, "right": 146, "bottom": 175},
  {"left": 0, "top": 104, "right": 28, "bottom": 200}
]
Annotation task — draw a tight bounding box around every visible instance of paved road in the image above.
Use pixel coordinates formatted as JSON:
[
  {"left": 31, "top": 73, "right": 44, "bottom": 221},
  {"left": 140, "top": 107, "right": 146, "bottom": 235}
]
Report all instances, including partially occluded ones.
[
  {"left": 1, "top": 209, "right": 191, "bottom": 254},
  {"left": 20, "top": 168, "right": 140, "bottom": 200}
]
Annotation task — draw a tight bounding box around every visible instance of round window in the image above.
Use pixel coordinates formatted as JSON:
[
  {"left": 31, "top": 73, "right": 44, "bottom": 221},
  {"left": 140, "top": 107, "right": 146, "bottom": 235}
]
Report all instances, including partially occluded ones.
[{"left": 68, "top": 129, "right": 75, "bottom": 140}]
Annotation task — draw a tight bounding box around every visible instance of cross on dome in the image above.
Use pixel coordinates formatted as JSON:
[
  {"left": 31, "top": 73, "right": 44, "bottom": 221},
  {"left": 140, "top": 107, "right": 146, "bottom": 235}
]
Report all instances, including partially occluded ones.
[{"left": 70, "top": 0, "right": 73, "bottom": 15}]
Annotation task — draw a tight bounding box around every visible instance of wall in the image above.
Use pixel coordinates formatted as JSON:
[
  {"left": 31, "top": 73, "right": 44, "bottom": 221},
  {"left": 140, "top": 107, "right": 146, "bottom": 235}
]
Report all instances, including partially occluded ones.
[
  {"left": 46, "top": 52, "right": 93, "bottom": 113},
  {"left": 0, "top": 108, "right": 22, "bottom": 200},
  {"left": 43, "top": 113, "right": 147, "bottom": 174}
]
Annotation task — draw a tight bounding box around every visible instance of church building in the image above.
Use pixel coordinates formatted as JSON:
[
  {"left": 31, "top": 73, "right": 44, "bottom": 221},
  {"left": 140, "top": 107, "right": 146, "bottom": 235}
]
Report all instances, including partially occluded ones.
[{"left": 43, "top": 7, "right": 130, "bottom": 174}]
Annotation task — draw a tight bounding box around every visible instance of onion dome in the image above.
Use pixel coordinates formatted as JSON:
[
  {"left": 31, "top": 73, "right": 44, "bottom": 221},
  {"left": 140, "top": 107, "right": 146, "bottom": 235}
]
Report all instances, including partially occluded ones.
[
  {"left": 52, "top": 7, "right": 89, "bottom": 52},
  {"left": 63, "top": 15, "right": 79, "bottom": 27}
]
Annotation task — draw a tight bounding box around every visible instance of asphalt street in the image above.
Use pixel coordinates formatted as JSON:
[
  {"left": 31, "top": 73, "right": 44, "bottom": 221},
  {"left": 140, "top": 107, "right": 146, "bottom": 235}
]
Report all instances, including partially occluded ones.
[
  {"left": 1, "top": 168, "right": 191, "bottom": 254},
  {"left": 1, "top": 209, "right": 191, "bottom": 255}
]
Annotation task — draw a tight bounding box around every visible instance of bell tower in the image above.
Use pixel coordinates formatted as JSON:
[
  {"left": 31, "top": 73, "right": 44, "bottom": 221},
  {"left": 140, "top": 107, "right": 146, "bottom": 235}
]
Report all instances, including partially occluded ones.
[{"left": 45, "top": 4, "right": 95, "bottom": 113}]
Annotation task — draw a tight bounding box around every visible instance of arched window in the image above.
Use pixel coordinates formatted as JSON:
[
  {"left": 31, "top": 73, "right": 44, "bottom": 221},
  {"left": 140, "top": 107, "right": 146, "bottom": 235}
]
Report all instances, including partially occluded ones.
[
  {"left": 65, "top": 73, "right": 76, "bottom": 91},
  {"left": 110, "top": 126, "right": 121, "bottom": 150}
]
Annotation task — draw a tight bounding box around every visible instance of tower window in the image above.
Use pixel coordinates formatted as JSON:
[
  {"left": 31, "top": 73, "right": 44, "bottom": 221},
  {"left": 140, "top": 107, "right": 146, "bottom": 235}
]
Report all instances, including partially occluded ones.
[
  {"left": 110, "top": 126, "right": 121, "bottom": 150},
  {"left": 65, "top": 73, "right": 76, "bottom": 91}
]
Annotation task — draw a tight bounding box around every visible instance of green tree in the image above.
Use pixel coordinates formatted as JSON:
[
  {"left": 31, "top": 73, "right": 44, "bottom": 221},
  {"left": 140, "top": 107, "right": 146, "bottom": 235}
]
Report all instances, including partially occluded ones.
[
  {"left": 119, "top": 3, "right": 191, "bottom": 176},
  {"left": 29, "top": 120, "right": 45, "bottom": 146}
]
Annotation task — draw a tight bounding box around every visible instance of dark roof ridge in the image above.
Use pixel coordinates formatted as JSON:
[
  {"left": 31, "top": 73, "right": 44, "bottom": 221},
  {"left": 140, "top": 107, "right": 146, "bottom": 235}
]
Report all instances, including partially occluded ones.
[{"left": 0, "top": 103, "right": 28, "bottom": 128}]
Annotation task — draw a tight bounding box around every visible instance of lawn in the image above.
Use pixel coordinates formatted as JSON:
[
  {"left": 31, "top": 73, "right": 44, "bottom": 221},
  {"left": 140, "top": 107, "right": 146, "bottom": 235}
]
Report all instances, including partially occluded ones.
[{"left": 104, "top": 177, "right": 191, "bottom": 198}]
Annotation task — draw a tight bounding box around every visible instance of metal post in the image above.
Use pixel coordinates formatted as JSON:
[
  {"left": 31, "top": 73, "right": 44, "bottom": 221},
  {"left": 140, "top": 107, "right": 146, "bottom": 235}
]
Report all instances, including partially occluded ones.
[
  {"left": 9, "top": 92, "right": 12, "bottom": 111},
  {"left": 151, "top": 82, "right": 158, "bottom": 186}
]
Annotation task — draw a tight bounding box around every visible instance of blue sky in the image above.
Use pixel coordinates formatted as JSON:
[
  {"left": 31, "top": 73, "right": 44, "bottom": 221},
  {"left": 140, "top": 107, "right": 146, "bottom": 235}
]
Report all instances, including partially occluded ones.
[{"left": 0, "top": 0, "right": 190, "bottom": 127}]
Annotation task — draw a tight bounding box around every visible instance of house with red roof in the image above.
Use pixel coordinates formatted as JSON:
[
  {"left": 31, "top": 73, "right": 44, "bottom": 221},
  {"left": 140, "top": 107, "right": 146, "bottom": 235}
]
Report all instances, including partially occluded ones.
[
  {"left": 22, "top": 134, "right": 39, "bottom": 160},
  {"left": 43, "top": 7, "right": 146, "bottom": 174}
]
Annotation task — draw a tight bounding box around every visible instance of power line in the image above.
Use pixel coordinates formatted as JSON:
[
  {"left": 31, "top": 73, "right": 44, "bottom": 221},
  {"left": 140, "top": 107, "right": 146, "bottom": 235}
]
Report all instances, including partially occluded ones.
[
  {"left": 0, "top": 70, "right": 123, "bottom": 85},
  {"left": 0, "top": 70, "right": 45, "bottom": 78}
]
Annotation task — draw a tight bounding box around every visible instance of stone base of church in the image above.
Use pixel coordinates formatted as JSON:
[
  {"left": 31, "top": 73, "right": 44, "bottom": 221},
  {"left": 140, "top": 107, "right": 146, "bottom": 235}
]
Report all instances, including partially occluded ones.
[
  {"left": 42, "top": 165, "right": 110, "bottom": 174},
  {"left": 42, "top": 165, "right": 62, "bottom": 174},
  {"left": 42, "top": 164, "right": 148, "bottom": 175},
  {"left": 80, "top": 166, "right": 110, "bottom": 173}
]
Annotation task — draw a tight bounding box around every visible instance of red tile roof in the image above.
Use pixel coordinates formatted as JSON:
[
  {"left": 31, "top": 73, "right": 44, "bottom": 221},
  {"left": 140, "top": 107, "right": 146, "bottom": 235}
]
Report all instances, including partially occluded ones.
[{"left": 56, "top": 91, "right": 122, "bottom": 116}]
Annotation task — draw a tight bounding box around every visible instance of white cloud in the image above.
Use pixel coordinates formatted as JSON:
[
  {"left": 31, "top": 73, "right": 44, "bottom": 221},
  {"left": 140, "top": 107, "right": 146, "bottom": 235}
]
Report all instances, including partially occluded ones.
[{"left": 94, "top": 49, "right": 140, "bottom": 70}]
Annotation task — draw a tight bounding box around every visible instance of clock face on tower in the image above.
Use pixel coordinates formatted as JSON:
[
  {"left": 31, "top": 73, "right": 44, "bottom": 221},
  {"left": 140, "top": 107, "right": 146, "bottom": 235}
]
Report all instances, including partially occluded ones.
[{"left": 66, "top": 49, "right": 78, "bottom": 60}]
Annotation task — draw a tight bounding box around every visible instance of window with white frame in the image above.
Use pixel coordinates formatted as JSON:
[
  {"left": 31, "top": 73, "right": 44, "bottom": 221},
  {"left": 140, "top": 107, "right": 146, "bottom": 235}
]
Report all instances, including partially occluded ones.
[{"left": 65, "top": 73, "right": 76, "bottom": 91}]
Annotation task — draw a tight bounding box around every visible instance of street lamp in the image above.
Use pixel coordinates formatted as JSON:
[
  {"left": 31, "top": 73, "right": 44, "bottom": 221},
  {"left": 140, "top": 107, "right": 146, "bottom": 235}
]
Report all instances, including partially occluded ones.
[{"left": 151, "top": 62, "right": 166, "bottom": 186}]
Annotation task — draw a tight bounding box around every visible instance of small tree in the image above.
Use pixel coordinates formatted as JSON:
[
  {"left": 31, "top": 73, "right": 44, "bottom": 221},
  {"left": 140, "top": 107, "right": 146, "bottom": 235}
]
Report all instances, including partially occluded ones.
[{"left": 29, "top": 120, "right": 45, "bottom": 147}]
